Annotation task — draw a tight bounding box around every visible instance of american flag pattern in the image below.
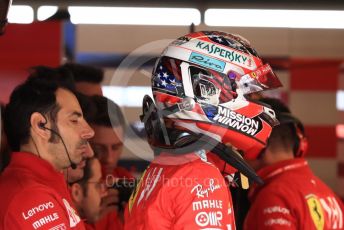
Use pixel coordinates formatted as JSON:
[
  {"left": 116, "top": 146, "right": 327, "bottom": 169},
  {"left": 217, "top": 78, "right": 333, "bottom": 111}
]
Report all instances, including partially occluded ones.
[
  {"left": 202, "top": 104, "right": 218, "bottom": 120},
  {"left": 152, "top": 58, "right": 183, "bottom": 96}
]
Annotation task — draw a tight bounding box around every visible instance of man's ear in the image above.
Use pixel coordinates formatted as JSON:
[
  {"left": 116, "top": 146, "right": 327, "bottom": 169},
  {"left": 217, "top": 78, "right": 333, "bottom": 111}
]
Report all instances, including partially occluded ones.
[
  {"left": 70, "top": 183, "right": 84, "bottom": 203},
  {"left": 30, "top": 112, "right": 50, "bottom": 140}
]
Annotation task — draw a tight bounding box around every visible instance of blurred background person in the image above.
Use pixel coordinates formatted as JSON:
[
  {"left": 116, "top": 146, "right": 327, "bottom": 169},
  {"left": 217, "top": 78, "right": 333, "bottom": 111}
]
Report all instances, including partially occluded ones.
[
  {"left": 55, "top": 62, "right": 130, "bottom": 229},
  {"left": 88, "top": 95, "right": 134, "bottom": 230},
  {"left": 0, "top": 103, "right": 10, "bottom": 172},
  {"left": 89, "top": 95, "right": 131, "bottom": 179},
  {"left": 70, "top": 157, "right": 107, "bottom": 229},
  {"left": 63, "top": 63, "right": 104, "bottom": 96},
  {"left": 244, "top": 98, "right": 344, "bottom": 229},
  {"left": 0, "top": 0, "right": 12, "bottom": 35}
]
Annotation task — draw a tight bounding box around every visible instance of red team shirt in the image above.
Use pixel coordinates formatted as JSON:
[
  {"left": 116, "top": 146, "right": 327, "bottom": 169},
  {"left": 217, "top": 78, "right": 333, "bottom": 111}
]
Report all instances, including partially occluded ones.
[
  {"left": 0, "top": 152, "right": 85, "bottom": 230},
  {"left": 94, "top": 166, "right": 134, "bottom": 230},
  {"left": 244, "top": 158, "right": 344, "bottom": 230},
  {"left": 124, "top": 151, "right": 236, "bottom": 230}
]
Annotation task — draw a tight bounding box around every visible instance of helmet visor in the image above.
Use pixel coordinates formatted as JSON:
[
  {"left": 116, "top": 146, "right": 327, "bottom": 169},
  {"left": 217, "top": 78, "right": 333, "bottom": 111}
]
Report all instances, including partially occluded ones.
[{"left": 236, "top": 63, "right": 282, "bottom": 95}]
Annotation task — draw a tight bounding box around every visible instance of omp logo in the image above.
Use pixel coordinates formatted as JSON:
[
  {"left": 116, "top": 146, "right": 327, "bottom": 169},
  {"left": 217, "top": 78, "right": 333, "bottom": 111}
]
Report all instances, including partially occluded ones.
[
  {"left": 195, "top": 211, "right": 223, "bottom": 227},
  {"left": 189, "top": 52, "right": 226, "bottom": 72}
]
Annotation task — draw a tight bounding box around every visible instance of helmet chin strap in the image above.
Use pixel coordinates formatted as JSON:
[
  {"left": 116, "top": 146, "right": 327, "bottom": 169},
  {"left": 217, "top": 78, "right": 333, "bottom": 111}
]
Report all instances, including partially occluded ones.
[
  {"left": 178, "top": 134, "right": 263, "bottom": 186},
  {"left": 156, "top": 132, "right": 262, "bottom": 186}
]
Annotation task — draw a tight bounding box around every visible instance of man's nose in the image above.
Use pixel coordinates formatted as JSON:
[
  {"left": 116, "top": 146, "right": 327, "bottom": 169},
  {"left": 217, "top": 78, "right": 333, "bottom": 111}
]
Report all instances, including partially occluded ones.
[
  {"left": 81, "top": 121, "right": 95, "bottom": 140},
  {"left": 105, "top": 147, "right": 114, "bottom": 164}
]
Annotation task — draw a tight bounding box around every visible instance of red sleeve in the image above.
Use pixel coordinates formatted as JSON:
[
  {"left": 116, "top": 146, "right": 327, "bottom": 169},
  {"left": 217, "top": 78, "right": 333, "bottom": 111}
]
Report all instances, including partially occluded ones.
[
  {"left": 166, "top": 163, "right": 236, "bottom": 230},
  {"left": 244, "top": 190, "right": 297, "bottom": 230},
  {"left": 4, "top": 188, "right": 85, "bottom": 230},
  {"left": 95, "top": 211, "right": 123, "bottom": 230}
]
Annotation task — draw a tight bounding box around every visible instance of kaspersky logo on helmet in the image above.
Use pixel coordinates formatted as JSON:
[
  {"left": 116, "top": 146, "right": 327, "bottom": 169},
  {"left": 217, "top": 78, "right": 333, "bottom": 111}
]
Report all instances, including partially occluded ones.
[
  {"left": 212, "top": 106, "right": 262, "bottom": 136},
  {"left": 196, "top": 41, "right": 248, "bottom": 64},
  {"left": 176, "top": 38, "right": 256, "bottom": 70}
]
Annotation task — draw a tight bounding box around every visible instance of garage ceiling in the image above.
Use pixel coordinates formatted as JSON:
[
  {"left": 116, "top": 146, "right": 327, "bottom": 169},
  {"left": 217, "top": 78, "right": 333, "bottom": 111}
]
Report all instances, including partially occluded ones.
[{"left": 13, "top": 0, "right": 344, "bottom": 10}]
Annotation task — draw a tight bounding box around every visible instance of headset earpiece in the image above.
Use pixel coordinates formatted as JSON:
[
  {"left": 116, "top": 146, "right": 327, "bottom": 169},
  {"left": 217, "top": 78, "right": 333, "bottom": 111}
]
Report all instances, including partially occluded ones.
[
  {"left": 279, "top": 112, "right": 308, "bottom": 158},
  {"left": 38, "top": 113, "right": 48, "bottom": 129},
  {"left": 38, "top": 122, "right": 46, "bottom": 129},
  {"left": 293, "top": 123, "right": 308, "bottom": 158}
]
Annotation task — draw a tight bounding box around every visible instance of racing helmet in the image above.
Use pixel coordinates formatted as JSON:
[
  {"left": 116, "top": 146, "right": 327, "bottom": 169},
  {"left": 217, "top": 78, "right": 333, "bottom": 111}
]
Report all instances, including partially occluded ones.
[{"left": 145, "top": 31, "right": 282, "bottom": 159}]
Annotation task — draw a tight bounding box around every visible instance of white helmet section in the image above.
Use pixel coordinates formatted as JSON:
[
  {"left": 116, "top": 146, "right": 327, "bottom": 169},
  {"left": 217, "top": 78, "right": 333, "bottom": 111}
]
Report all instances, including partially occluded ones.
[{"left": 163, "top": 37, "right": 256, "bottom": 75}]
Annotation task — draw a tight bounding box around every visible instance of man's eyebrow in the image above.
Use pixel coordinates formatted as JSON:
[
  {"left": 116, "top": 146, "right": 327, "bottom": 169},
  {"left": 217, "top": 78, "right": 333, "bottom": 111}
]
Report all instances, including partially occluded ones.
[{"left": 69, "top": 111, "right": 83, "bottom": 117}]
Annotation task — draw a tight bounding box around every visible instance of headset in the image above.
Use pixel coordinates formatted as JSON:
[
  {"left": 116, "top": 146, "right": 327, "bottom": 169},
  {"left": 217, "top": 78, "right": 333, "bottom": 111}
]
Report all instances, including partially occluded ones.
[
  {"left": 38, "top": 121, "right": 77, "bottom": 169},
  {"left": 278, "top": 112, "right": 308, "bottom": 158}
]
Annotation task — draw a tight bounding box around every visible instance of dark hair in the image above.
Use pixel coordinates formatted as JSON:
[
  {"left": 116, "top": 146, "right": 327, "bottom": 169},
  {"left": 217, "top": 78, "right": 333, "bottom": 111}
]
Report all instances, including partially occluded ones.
[
  {"left": 62, "top": 63, "right": 103, "bottom": 83},
  {"left": 89, "top": 95, "right": 126, "bottom": 132},
  {"left": 259, "top": 98, "right": 296, "bottom": 153},
  {"left": 74, "top": 92, "right": 96, "bottom": 123},
  {"left": 30, "top": 66, "right": 76, "bottom": 91},
  {"left": 31, "top": 66, "right": 99, "bottom": 124},
  {"left": 4, "top": 67, "right": 75, "bottom": 151},
  {"left": 1, "top": 103, "right": 10, "bottom": 171},
  {"left": 259, "top": 97, "right": 290, "bottom": 114},
  {"left": 0, "top": 103, "right": 4, "bottom": 120}
]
